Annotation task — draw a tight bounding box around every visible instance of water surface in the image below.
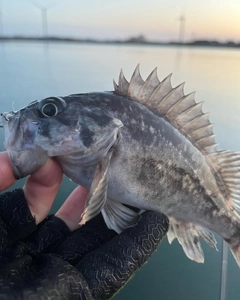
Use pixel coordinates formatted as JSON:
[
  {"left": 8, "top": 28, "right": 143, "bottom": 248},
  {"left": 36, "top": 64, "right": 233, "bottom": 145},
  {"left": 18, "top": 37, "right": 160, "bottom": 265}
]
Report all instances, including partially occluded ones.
[{"left": 0, "top": 41, "right": 240, "bottom": 300}]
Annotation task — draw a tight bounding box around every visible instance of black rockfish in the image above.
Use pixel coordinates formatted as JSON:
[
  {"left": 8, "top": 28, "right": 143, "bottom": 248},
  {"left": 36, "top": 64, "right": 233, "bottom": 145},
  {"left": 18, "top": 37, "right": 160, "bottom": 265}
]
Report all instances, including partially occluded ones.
[{"left": 2, "top": 65, "right": 240, "bottom": 266}]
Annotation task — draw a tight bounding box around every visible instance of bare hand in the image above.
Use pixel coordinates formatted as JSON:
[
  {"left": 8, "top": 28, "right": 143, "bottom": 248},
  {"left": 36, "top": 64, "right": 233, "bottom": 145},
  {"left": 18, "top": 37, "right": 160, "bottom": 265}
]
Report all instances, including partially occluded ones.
[{"left": 0, "top": 151, "right": 88, "bottom": 229}]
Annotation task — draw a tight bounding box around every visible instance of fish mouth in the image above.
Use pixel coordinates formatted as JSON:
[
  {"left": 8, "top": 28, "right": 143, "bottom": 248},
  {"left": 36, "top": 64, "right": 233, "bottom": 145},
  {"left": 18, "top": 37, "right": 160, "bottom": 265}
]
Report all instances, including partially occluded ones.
[
  {"left": 1, "top": 112, "right": 15, "bottom": 124},
  {"left": 11, "top": 163, "right": 23, "bottom": 180},
  {"left": 0, "top": 113, "right": 5, "bottom": 128},
  {"left": 1, "top": 112, "right": 8, "bottom": 121}
]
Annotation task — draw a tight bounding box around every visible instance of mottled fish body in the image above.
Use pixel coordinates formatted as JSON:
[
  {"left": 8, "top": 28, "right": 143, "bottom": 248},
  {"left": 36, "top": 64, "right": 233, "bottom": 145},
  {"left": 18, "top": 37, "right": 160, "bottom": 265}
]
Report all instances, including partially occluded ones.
[{"left": 2, "top": 66, "right": 240, "bottom": 266}]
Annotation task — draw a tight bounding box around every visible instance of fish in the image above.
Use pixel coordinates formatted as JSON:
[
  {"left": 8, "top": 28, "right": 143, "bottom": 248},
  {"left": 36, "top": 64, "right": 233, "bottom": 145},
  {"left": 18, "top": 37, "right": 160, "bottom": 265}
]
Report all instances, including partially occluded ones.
[{"left": 2, "top": 65, "right": 240, "bottom": 267}]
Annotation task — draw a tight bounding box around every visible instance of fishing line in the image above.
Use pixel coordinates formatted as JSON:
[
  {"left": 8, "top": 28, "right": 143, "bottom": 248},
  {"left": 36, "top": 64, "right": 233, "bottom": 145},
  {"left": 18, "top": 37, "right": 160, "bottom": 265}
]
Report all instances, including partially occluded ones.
[{"left": 220, "top": 241, "right": 228, "bottom": 300}]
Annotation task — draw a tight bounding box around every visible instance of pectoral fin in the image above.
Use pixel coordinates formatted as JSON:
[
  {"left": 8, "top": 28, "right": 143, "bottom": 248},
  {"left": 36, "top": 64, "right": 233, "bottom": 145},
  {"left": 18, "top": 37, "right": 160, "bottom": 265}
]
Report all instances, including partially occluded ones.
[
  {"left": 101, "top": 199, "right": 140, "bottom": 233},
  {"left": 79, "top": 151, "right": 113, "bottom": 226}
]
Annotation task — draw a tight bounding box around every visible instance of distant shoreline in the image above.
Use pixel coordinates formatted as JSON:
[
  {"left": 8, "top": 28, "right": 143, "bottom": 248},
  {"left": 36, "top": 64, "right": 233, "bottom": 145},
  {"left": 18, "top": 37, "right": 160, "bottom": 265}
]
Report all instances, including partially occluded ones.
[{"left": 0, "top": 36, "right": 240, "bottom": 49}]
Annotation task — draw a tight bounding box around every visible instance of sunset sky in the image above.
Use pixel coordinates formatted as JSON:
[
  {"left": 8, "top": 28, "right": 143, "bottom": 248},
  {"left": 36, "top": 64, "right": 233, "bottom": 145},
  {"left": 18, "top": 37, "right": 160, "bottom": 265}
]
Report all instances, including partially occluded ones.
[{"left": 1, "top": 0, "right": 240, "bottom": 42}]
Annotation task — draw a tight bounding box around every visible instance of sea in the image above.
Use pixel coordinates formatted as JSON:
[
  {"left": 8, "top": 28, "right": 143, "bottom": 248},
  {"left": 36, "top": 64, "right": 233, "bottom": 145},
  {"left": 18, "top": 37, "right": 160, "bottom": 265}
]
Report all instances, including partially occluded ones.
[{"left": 0, "top": 40, "right": 240, "bottom": 300}]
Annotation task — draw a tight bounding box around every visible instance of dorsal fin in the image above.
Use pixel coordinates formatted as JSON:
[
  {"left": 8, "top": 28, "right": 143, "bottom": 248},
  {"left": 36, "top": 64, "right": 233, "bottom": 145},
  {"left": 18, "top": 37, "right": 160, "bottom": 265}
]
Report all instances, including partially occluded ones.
[{"left": 113, "top": 65, "right": 217, "bottom": 155}]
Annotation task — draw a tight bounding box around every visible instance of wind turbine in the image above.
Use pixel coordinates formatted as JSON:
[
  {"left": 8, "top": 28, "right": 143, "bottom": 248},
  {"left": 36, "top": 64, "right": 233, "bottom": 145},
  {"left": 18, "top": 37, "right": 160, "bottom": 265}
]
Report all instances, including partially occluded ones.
[
  {"left": 28, "top": 0, "right": 55, "bottom": 37},
  {"left": 178, "top": 12, "right": 186, "bottom": 43}
]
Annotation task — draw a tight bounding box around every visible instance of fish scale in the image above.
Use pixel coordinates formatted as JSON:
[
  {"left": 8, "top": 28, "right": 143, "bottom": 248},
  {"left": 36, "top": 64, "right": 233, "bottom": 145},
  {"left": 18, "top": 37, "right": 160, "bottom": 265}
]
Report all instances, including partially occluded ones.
[{"left": 2, "top": 65, "right": 240, "bottom": 269}]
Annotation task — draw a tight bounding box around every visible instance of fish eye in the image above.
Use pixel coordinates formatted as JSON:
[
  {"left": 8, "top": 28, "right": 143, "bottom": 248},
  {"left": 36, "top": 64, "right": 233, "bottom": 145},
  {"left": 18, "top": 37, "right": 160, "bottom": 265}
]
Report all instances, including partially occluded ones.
[
  {"left": 38, "top": 97, "right": 67, "bottom": 118},
  {"left": 42, "top": 103, "right": 58, "bottom": 117}
]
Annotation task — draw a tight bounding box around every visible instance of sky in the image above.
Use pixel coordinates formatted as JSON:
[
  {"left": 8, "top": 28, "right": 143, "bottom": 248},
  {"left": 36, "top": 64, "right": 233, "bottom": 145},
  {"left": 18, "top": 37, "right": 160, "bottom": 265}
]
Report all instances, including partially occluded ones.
[{"left": 0, "top": 0, "right": 240, "bottom": 42}]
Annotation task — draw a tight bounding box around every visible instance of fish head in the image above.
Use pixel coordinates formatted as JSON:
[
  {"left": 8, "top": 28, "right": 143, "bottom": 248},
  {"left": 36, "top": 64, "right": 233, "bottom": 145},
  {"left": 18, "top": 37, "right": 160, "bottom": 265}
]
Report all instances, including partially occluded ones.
[
  {"left": 1, "top": 95, "right": 123, "bottom": 178},
  {"left": 1, "top": 100, "right": 49, "bottom": 178}
]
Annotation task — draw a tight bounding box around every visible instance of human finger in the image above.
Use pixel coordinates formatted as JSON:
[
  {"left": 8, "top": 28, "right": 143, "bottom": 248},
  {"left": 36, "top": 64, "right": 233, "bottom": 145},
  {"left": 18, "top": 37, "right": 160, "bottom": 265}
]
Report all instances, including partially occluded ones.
[
  {"left": 0, "top": 151, "right": 16, "bottom": 191},
  {"left": 55, "top": 185, "right": 88, "bottom": 231},
  {"left": 23, "top": 158, "right": 63, "bottom": 224}
]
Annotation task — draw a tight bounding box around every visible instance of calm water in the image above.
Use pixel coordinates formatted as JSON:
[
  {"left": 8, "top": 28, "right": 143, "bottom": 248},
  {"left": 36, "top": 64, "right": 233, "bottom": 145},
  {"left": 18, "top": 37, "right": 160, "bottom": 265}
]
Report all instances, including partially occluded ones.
[{"left": 0, "top": 41, "right": 240, "bottom": 300}]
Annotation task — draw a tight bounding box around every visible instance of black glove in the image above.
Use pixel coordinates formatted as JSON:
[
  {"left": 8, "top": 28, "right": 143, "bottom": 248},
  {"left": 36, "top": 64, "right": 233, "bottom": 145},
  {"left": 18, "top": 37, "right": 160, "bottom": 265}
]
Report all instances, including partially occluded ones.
[{"left": 0, "top": 189, "right": 169, "bottom": 300}]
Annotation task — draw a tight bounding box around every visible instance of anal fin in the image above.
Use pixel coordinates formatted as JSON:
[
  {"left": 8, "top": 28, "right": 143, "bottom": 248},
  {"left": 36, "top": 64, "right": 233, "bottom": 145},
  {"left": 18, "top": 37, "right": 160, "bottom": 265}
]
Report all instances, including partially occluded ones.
[
  {"left": 167, "top": 217, "right": 218, "bottom": 263},
  {"left": 101, "top": 199, "right": 140, "bottom": 233}
]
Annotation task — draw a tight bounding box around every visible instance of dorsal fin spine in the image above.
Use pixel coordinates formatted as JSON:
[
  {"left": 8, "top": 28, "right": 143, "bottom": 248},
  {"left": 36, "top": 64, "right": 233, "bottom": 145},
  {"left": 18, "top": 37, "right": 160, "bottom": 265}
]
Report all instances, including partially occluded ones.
[
  {"left": 113, "top": 79, "right": 118, "bottom": 92},
  {"left": 157, "top": 83, "right": 185, "bottom": 114},
  {"left": 128, "top": 64, "right": 144, "bottom": 97},
  {"left": 139, "top": 68, "right": 160, "bottom": 101},
  {"left": 196, "top": 134, "right": 216, "bottom": 148},
  {"left": 190, "top": 124, "right": 214, "bottom": 142},
  {"left": 118, "top": 69, "right": 129, "bottom": 94},
  {"left": 175, "top": 102, "right": 204, "bottom": 128},
  {"left": 166, "top": 92, "right": 196, "bottom": 120},
  {"left": 191, "top": 123, "right": 214, "bottom": 135},
  {"left": 180, "top": 113, "right": 210, "bottom": 132},
  {"left": 148, "top": 74, "right": 172, "bottom": 104},
  {"left": 203, "top": 144, "right": 218, "bottom": 154},
  {"left": 143, "top": 67, "right": 159, "bottom": 88}
]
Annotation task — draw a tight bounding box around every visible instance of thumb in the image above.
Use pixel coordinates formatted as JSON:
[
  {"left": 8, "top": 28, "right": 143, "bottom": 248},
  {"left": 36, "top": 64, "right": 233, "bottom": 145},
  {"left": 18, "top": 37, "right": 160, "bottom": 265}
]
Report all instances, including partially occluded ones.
[{"left": 23, "top": 158, "right": 63, "bottom": 224}]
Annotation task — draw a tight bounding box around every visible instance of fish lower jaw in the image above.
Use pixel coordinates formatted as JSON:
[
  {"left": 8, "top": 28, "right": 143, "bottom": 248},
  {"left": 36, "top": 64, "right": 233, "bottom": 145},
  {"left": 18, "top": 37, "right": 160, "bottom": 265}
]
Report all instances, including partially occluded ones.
[{"left": 11, "top": 164, "right": 24, "bottom": 179}]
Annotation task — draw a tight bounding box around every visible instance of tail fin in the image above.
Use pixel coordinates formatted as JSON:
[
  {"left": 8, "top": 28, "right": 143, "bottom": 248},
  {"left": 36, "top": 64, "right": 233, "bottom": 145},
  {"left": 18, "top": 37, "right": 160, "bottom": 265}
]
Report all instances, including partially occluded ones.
[{"left": 230, "top": 244, "right": 240, "bottom": 267}]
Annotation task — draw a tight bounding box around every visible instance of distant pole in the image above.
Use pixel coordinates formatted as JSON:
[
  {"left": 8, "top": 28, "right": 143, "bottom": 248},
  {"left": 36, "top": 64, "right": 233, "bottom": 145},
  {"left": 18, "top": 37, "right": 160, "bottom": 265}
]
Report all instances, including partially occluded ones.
[
  {"left": 178, "top": 13, "right": 186, "bottom": 43},
  {"left": 220, "top": 241, "right": 228, "bottom": 300},
  {"left": 28, "top": 0, "right": 54, "bottom": 37},
  {"left": 42, "top": 7, "right": 48, "bottom": 37},
  {"left": 0, "top": 4, "right": 3, "bottom": 36}
]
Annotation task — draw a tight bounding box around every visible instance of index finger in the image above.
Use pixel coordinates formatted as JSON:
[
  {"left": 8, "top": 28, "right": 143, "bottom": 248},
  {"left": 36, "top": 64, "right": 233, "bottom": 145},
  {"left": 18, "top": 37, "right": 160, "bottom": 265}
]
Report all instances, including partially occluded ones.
[{"left": 0, "top": 151, "right": 16, "bottom": 191}]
